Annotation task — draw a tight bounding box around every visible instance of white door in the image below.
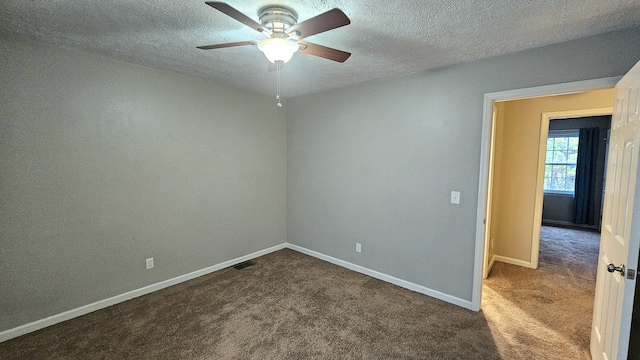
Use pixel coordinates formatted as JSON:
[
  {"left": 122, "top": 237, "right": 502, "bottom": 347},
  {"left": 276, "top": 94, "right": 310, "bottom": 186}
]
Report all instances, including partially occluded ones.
[{"left": 591, "top": 60, "right": 640, "bottom": 360}]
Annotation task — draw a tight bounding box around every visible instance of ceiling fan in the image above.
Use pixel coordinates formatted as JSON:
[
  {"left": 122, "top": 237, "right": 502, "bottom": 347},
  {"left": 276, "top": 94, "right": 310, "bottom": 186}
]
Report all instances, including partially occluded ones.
[{"left": 197, "top": 2, "right": 352, "bottom": 67}]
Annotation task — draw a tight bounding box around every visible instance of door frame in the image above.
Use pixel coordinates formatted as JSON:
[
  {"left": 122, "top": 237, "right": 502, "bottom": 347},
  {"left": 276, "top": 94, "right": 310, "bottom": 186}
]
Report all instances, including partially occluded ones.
[{"left": 472, "top": 76, "right": 621, "bottom": 311}]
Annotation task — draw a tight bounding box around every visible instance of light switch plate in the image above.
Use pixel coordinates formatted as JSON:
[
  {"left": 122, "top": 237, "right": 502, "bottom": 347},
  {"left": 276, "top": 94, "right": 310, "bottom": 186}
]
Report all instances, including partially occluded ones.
[{"left": 450, "top": 191, "right": 461, "bottom": 204}]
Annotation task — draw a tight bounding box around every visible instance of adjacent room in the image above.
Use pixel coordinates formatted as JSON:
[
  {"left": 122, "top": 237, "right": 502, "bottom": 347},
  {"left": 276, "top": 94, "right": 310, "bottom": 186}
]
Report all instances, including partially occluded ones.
[
  {"left": 2, "top": 1, "right": 640, "bottom": 358},
  {"left": 482, "top": 89, "right": 615, "bottom": 358}
]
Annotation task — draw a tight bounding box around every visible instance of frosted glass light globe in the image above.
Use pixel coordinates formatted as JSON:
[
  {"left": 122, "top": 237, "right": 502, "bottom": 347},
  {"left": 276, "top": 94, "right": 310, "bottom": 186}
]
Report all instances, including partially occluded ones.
[{"left": 258, "top": 38, "right": 299, "bottom": 63}]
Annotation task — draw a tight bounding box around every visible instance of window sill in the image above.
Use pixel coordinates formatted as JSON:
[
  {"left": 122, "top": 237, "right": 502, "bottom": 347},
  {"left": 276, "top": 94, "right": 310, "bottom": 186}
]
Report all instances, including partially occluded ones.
[{"left": 543, "top": 191, "right": 574, "bottom": 197}]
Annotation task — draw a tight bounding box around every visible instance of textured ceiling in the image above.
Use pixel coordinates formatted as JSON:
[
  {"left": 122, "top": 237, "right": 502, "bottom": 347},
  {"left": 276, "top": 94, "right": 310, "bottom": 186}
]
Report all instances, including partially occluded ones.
[{"left": 2, "top": 0, "right": 640, "bottom": 98}]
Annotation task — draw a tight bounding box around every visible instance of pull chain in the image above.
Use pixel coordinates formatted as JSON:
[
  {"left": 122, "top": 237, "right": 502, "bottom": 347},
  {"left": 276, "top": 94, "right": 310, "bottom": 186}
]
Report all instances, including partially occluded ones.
[{"left": 276, "top": 62, "right": 283, "bottom": 107}]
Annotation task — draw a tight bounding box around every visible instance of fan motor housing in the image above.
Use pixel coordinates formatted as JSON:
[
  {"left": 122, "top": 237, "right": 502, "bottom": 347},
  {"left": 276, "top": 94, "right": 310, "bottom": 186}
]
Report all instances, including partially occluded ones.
[{"left": 258, "top": 6, "right": 298, "bottom": 34}]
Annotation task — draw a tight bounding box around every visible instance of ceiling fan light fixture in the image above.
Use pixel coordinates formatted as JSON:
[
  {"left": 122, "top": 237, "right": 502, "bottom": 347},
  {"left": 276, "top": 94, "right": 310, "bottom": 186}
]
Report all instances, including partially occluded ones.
[{"left": 258, "top": 38, "right": 299, "bottom": 63}]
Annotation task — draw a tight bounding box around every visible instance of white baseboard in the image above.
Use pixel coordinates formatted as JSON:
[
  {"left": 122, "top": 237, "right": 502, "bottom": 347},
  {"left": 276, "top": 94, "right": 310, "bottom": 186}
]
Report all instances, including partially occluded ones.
[
  {"left": 2, "top": 242, "right": 473, "bottom": 343},
  {"left": 494, "top": 255, "right": 536, "bottom": 269},
  {"left": 0, "top": 243, "right": 287, "bottom": 343},
  {"left": 484, "top": 254, "right": 497, "bottom": 279},
  {"left": 286, "top": 244, "right": 473, "bottom": 310}
]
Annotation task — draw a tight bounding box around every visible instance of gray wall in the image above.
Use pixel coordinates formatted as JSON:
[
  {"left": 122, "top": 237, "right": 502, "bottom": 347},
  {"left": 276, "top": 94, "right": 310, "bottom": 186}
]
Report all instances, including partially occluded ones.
[
  {"left": 542, "top": 116, "right": 611, "bottom": 229},
  {"left": 0, "top": 36, "right": 287, "bottom": 332},
  {"left": 286, "top": 28, "right": 640, "bottom": 302},
  {"left": 3, "top": 27, "right": 640, "bottom": 335}
]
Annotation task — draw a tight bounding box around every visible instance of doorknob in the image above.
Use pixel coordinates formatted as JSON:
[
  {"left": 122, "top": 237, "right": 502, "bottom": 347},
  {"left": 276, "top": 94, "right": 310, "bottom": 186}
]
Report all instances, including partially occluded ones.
[{"left": 607, "top": 263, "right": 626, "bottom": 276}]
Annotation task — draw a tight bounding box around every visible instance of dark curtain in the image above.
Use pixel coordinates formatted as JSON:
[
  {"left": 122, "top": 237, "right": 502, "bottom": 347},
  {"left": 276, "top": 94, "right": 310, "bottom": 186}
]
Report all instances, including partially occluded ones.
[{"left": 573, "top": 127, "right": 600, "bottom": 225}]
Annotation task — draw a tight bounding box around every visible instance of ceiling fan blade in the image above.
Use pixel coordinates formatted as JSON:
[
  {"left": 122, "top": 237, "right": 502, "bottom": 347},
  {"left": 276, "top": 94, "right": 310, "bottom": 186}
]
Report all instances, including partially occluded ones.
[
  {"left": 288, "top": 9, "right": 350, "bottom": 40},
  {"left": 197, "top": 40, "right": 258, "bottom": 50},
  {"left": 205, "top": 2, "right": 271, "bottom": 36},
  {"left": 298, "top": 41, "right": 351, "bottom": 63}
]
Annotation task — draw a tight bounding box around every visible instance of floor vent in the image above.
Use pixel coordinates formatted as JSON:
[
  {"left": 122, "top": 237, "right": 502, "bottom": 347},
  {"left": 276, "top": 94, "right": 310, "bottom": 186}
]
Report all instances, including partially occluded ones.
[{"left": 233, "top": 260, "right": 255, "bottom": 270}]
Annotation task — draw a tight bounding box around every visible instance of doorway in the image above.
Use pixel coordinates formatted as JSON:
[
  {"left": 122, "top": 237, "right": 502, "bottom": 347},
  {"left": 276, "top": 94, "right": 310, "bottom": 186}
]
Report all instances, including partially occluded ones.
[
  {"left": 473, "top": 82, "right": 617, "bottom": 358},
  {"left": 483, "top": 90, "right": 614, "bottom": 275},
  {"left": 540, "top": 114, "right": 612, "bottom": 232},
  {"left": 471, "top": 76, "right": 620, "bottom": 307}
]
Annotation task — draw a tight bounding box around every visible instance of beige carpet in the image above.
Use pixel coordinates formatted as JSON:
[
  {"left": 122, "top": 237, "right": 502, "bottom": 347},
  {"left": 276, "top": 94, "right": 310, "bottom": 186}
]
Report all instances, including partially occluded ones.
[
  {"left": 0, "top": 226, "right": 599, "bottom": 359},
  {"left": 482, "top": 225, "right": 600, "bottom": 360}
]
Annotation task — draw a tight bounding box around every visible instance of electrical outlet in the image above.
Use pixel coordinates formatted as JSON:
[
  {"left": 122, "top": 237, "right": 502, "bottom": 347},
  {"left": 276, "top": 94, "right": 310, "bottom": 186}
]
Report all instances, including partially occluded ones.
[
  {"left": 491, "top": 238, "right": 495, "bottom": 250},
  {"left": 146, "top": 258, "right": 154, "bottom": 270},
  {"left": 355, "top": 243, "right": 362, "bottom": 253}
]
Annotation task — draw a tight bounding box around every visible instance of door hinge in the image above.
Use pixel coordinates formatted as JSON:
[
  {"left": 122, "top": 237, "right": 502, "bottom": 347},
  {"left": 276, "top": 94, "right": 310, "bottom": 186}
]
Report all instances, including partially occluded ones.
[{"left": 628, "top": 269, "right": 636, "bottom": 280}]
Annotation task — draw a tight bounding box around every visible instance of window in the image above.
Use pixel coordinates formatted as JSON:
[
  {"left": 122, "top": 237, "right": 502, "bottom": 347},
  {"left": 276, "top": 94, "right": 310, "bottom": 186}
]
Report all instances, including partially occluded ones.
[{"left": 544, "top": 130, "right": 579, "bottom": 193}]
